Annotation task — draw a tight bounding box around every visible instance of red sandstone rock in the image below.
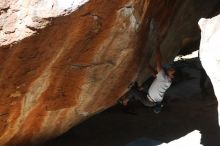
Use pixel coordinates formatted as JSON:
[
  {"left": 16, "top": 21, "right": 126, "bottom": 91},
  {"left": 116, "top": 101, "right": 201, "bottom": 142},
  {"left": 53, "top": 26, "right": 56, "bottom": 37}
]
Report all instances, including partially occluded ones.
[
  {"left": 0, "top": 0, "right": 149, "bottom": 145},
  {"left": 0, "top": 0, "right": 220, "bottom": 145}
]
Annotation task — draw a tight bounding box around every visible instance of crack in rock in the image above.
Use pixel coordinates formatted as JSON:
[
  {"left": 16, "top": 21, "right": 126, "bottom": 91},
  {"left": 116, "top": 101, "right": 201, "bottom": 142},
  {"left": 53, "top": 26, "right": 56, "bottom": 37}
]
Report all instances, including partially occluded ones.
[
  {"left": 0, "top": 113, "right": 8, "bottom": 116},
  {"left": 71, "top": 61, "right": 115, "bottom": 69}
]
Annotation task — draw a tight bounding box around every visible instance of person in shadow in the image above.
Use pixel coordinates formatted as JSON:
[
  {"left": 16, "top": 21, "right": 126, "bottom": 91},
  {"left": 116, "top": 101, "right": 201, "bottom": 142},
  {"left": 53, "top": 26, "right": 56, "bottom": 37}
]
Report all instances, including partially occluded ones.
[{"left": 119, "top": 44, "right": 176, "bottom": 114}]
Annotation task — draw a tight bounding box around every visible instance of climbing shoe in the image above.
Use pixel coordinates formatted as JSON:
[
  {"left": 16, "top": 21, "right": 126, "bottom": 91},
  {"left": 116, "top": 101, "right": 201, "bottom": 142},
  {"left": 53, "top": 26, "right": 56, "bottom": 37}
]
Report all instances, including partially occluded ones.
[{"left": 153, "top": 103, "right": 162, "bottom": 114}]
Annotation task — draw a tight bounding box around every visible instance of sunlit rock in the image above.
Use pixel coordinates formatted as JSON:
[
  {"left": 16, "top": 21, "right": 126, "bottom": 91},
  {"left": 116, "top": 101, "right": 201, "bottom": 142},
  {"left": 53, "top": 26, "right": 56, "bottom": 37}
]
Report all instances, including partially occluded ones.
[
  {"left": 160, "top": 130, "right": 202, "bottom": 146},
  {"left": 199, "top": 14, "right": 220, "bottom": 126},
  {"left": 0, "top": 0, "right": 89, "bottom": 46}
]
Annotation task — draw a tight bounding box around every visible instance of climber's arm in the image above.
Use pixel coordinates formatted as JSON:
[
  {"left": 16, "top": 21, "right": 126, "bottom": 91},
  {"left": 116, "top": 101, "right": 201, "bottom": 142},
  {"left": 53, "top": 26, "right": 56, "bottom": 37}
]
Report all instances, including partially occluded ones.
[
  {"left": 147, "top": 63, "right": 157, "bottom": 77},
  {"left": 156, "top": 45, "right": 162, "bottom": 73},
  {"left": 139, "top": 63, "right": 156, "bottom": 91}
]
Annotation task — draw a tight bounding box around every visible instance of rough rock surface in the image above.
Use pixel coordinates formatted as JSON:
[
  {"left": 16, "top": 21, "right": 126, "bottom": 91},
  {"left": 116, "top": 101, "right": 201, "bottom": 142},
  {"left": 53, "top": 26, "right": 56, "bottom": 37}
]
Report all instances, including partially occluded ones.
[
  {"left": 0, "top": 0, "right": 148, "bottom": 145},
  {"left": 0, "top": 0, "right": 89, "bottom": 46},
  {"left": 199, "top": 14, "right": 220, "bottom": 126},
  {"left": 136, "top": 0, "right": 220, "bottom": 82},
  {"left": 0, "top": 0, "right": 220, "bottom": 145}
]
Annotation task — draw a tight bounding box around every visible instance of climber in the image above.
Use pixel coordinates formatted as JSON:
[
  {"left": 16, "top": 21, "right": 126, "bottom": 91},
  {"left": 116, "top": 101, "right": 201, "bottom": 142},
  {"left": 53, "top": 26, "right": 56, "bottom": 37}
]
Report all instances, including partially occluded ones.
[{"left": 118, "top": 43, "right": 176, "bottom": 113}]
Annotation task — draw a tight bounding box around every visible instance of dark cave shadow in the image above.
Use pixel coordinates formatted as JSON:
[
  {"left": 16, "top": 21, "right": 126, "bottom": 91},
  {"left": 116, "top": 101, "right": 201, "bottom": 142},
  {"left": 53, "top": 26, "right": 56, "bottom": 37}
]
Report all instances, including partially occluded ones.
[
  {"left": 43, "top": 58, "right": 220, "bottom": 146},
  {"left": 43, "top": 93, "right": 220, "bottom": 146}
]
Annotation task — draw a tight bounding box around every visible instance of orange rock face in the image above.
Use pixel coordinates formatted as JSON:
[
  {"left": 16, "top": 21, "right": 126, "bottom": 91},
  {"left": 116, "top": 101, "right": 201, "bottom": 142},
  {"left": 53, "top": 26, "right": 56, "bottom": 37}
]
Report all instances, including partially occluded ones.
[
  {"left": 0, "top": 0, "right": 220, "bottom": 145},
  {"left": 0, "top": 0, "right": 150, "bottom": 145}
]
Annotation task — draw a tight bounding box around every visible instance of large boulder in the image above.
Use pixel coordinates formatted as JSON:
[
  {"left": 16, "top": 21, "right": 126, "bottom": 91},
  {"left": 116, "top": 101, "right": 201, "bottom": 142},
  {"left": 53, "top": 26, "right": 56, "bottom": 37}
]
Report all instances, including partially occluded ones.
[
  {"left": 0, "top": 0, "right": 220, "bottom": 145},
  {"left": 0, "top": 0, "right": 150, "bottom": 145}
]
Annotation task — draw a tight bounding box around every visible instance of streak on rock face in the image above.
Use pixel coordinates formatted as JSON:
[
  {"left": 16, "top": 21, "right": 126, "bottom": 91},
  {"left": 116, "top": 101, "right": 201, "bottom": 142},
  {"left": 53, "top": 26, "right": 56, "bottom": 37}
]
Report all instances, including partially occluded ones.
[
  {"left": 78, "top": 3, "right": 142, "bottom": 114},
  {"left": 199, "top": 14, "right": 220, "bottom": 126}
]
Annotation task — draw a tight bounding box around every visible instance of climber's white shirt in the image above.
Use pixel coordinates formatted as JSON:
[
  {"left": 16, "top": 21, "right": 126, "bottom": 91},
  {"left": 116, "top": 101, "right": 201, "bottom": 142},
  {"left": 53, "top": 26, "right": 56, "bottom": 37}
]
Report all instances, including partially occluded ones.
[{"left": 148, "top": 69, "right": 171, "bottom": 102}]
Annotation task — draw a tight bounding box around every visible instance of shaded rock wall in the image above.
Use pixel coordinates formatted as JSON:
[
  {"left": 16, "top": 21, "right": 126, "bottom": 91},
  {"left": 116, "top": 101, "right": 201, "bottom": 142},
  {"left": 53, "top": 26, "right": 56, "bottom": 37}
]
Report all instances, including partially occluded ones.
[
  {"left": 137, "top": 0, "right": 220, "bottom": 82},
  {"left": 0, "top": 0, "right": 220, "bottom": 145}
]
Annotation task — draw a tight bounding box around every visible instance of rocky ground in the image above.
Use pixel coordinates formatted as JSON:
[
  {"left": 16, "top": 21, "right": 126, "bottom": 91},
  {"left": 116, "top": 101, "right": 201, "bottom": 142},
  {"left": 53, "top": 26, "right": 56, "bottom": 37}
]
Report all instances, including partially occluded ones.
[{"left": 43, "top": 57, "right": 220, "bottom": 146}]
